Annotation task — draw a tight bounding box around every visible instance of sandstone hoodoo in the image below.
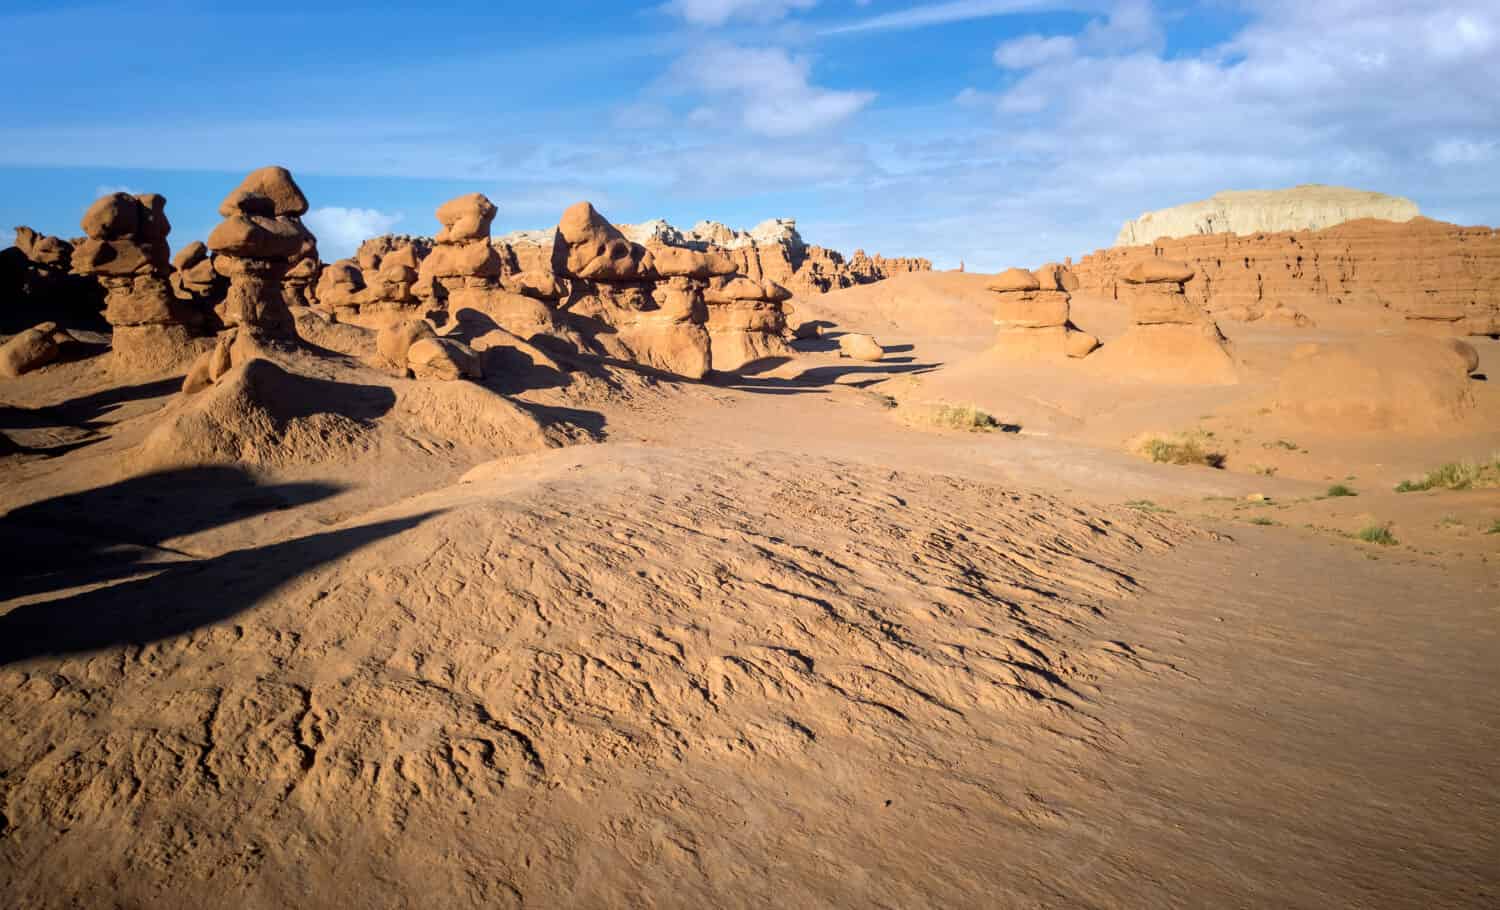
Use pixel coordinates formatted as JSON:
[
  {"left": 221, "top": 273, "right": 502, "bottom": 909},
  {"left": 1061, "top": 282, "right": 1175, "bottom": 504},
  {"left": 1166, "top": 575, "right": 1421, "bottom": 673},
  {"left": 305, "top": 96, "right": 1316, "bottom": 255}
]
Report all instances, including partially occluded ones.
[
  {"left": 206, "top": 166, "right": 317, "bottom": 341},
  {"left": 72, "top": 190, "right": 208, "bottom": 371},
  {"left": 1087, "top": 259, "right": 1238, "bottom": 384},
  {"left": 2, "top": 227, "right": 104, "bottom": 330},
  {"left": 424, "top": 192, "right": 560, "bottom": 342},
  {"left": 552, "top": 201, "right": 793, "bottom": 377},
  {"left": 988, "top": 266, "right": 1097, "bottom": 360},
  {"left": 1116, "top": 184, "right": 1420, "bottom": 246}
]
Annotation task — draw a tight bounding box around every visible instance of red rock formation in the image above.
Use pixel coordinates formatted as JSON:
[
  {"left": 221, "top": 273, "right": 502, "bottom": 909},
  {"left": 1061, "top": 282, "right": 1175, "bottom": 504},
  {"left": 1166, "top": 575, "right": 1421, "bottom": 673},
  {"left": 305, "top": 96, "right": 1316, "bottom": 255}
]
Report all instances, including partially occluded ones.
[{"left": 1072, "top": 217, "right": 1500, "bottom": 335}]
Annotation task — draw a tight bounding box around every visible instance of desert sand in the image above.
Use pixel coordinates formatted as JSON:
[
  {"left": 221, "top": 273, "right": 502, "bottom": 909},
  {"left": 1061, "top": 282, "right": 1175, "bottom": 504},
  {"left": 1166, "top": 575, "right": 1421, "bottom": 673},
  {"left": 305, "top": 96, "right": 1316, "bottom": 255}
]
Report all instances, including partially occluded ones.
[{"left": 2, "top": 173, "right": 1498, "bottom": 908}]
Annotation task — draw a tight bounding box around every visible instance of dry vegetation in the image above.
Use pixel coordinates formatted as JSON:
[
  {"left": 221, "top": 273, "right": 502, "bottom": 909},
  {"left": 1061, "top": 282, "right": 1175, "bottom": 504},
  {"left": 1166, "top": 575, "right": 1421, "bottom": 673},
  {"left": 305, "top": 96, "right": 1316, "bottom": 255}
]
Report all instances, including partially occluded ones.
[
  {"left": 1134, "top": 431, "right": 1227, "bottom": 468},
  {"left": 1395, "top": 455, "right": 1500, "bottom": 492}
]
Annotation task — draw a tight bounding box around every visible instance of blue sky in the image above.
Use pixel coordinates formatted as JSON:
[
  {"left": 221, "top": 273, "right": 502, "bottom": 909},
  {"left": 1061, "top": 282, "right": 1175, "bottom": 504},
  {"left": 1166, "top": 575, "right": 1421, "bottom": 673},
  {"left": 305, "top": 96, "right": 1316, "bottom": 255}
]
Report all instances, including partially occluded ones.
[{"left": 2, "top": 0, "right": 1497, "bottom": 268}]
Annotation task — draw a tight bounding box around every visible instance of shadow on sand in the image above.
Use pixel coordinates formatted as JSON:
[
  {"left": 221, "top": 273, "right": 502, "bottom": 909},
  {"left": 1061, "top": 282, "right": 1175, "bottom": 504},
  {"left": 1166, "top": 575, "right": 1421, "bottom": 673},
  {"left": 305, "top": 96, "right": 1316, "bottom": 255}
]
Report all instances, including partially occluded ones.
[{"left": 0, "top": 466, "right": 437, "bottom": 664}]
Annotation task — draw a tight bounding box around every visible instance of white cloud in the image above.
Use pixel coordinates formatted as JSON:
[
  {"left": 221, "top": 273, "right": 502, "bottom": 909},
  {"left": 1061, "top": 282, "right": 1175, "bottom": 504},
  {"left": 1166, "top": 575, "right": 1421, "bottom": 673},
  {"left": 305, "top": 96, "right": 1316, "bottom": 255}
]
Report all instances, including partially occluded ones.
[
  {"left": 664, "top": 0, "right": 816, "bottom": 27},
  {"left": 669, "top": 45, "right": 876, "bottom": 136},
  {"left": 304, "top": 207, "right": 403, "bottom": 259},
  {"left": 993, "top": 34, "right": 1076, "bottom": 68}
]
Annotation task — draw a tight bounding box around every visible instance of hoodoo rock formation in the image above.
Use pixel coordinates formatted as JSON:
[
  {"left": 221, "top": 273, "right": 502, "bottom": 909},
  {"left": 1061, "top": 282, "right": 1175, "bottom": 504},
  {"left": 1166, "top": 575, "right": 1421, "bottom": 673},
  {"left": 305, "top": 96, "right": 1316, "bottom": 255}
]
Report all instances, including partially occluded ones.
[
  {"left": 498, "top": 216, "right": 930, "bottom": 298},
  {"left": 1115, "top": 185, "right": 1420, "bottom": 246},
  {"left": 72, "top": 191, "right": 207, "bottom": 371},
  {"left": 988, "top": 267, "right": 1097, "bottom": 360},
  {"left": 1075, "top": 217, "right": 1500, "bottom": 335},
  {"left": 2, "top": 227, "right": 104, "bottom": 330},
  {"left": 1086, "top": 260, "right": 1238, "bottom": 384},
  {"left": 206, "top": 166, "right": 317, "bottom": 341},
  {"left": 427, "top": 193, "right": 560, "bottom": 342}
]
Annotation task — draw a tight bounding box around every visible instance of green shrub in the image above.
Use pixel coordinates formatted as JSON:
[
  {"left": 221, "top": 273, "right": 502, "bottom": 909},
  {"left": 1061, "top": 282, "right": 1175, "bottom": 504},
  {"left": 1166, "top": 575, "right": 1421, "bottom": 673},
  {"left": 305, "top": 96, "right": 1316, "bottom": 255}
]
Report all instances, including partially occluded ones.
[
  {"left": 930, "top": 404, "right": 1003, "bottom": 431},
  {"left": 1325, "top": 484, "right": 1356, "bottom": 497},
  {"left": 1356, "top": 523, "right": 1397, "bottom": 546},
  {"left": 1395, "top": 456, "right": 1500, "bottom": 493}
]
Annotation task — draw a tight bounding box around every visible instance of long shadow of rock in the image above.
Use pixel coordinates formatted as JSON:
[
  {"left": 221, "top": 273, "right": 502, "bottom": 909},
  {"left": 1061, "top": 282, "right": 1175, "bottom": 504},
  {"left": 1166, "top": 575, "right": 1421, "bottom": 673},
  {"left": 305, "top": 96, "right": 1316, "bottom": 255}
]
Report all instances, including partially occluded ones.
[
  {"left": 0, "top": 466, "right": 345, "bottom": 604},
  {"left": 0, "top": 376, "right": 183, "bottom": 434},
  {"left": 0, "top": 510, "right": 437, "bottom": 666},
  {"left": 722, "top": 361, "right": 943, "bottom": 394}
]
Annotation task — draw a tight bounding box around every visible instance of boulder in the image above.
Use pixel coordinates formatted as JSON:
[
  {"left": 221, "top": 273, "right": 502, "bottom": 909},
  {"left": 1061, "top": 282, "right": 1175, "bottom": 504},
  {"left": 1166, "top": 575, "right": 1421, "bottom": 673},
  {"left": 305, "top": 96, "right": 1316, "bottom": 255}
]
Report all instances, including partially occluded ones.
[
  {"left": 377, "top": 318, "right": 437, "bottom": 367},
  {"left": 434, "top": 193, "right": 498, "bottom": 244},
  {"left": 217, "top": 166, "right": 309, "bottom": 217},
  {"left": 0, "top": 322, "right": 63, "bottom": 377},
  {"left": 988, "top": 267, "right": 1041, "bottom": 293},
  {"left": 838, "top": 333, "right": 884, "bottom": 362},
  {"left": 1122, "top": 259, "right": 1196, "bottom": 285},
  {"left": 407, "top": 337, "right": 482, "bottom": 381},
  {"left": 551, "top": 201, "right": 652, "bottom": 281}
]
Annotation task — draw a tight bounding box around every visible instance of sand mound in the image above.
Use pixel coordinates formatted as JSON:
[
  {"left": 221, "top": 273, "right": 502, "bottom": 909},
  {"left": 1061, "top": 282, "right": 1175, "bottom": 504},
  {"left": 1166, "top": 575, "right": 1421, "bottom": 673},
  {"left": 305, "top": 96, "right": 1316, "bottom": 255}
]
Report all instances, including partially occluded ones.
[
  {"left": 1084, "top": 322, "right": 1239, "bottom": 385},
  {"left": 134, "top": 358, "right": 393, "bottom": 470},
  {"left": 394, "top": 380, "right": 564, "bottom": 452},
  {"left": 0, "top": 449, "right": 1185, "bottom": 906},
  {"left": 1274, "top": 336, "right": 1476, "bottom": 432}
]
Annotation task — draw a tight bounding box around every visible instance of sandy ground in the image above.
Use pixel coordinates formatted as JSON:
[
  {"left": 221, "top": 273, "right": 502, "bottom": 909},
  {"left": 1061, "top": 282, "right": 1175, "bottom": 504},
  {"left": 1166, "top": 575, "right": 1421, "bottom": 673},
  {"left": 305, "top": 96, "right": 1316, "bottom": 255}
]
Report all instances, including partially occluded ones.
[{"left": 1, "top": 273, "right": 1497, "bottom": 907}]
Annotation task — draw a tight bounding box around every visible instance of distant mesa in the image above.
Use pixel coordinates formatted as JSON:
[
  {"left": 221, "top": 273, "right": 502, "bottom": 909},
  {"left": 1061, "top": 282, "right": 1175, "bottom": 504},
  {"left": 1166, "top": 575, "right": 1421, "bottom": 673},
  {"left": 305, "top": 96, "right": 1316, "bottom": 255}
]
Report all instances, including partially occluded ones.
[{"left": 1115, "top": 184, "right": 1420, "bottom": 247}]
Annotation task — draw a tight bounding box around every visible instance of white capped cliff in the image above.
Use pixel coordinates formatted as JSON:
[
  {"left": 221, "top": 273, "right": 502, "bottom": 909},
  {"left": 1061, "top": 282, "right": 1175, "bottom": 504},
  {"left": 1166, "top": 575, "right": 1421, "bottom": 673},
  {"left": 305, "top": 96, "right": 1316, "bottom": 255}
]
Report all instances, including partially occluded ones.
[{"left": 1115, "top": 185, "right": 1420, "bottom": 246}]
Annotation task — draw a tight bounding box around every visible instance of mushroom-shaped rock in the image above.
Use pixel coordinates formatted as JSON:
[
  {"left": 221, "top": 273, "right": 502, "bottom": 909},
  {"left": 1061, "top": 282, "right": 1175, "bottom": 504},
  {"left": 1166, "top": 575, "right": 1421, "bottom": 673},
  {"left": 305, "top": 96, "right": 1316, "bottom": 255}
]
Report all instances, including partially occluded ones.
[
  {"left": 407, "top": 337, "right": 482, "bottom": 381},
  {"left": 988, "top": 267, "right": 1041, "bottom": 293},
  {"left": 649, "top": 245, "right": 739, "bottom": 280},
  {"left": 81, "top": 193, "right": 141, "bottom": 240},
  {"left": 1122, "top": 259, "right": 1196, "bottom": 285},
  {"left": 838, "top": 333, "right": 884, "bottom": 362},
  {"left": 217, "top": 166, "right": 309, "bottom": 217},
  {"left": 434, "top": 193, "right": 498, "bottom": 244}
]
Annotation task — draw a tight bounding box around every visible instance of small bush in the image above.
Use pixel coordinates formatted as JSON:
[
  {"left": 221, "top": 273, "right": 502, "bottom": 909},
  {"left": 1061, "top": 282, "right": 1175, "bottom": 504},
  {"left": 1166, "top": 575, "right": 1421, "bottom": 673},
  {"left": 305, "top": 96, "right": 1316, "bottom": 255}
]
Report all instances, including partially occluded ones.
[
  {"left": 1356, "top": 523, "right": 1397, "bottom": 546},
  {"left": 931, "top": 404, "right": 1004, "bottom": 431},
  {"left": 1264, "top": 439, "right": 1300, "bottom": 451},
  {"left": 1487, "top": 519, "right": 1500, "bottom": 535},
  {"left": 1125, "top": 499, "right": 1173, "bottom": 513},
  {"left": 1325, "top": 484, "right": 1357, "bottom": 498},
  {"left": 1248, "top": 516, "right": 1276, "bottom": 526},
  {"left": 1136, "top": 432, "right": 1226, "bottom": 469}
]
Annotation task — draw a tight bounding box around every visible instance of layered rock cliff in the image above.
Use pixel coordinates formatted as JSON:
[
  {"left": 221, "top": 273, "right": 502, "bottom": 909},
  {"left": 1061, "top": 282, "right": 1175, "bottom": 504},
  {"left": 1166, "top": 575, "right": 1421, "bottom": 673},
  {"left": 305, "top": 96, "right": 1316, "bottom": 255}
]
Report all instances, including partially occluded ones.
[
  {"left": 1073, "top": 217, "right": 1500, "bottom": 336},
  {"left": 1116, "top": 185, "right": 1420, "bottom": 246}
]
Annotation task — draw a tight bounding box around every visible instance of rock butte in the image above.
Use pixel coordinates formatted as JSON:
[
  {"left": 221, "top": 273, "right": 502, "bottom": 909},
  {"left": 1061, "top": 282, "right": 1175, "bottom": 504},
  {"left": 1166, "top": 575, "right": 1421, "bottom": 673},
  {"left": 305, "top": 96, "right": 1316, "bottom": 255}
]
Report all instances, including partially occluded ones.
[{"left": 1115, "top": 184, "right": 1420, "bottom": 246}]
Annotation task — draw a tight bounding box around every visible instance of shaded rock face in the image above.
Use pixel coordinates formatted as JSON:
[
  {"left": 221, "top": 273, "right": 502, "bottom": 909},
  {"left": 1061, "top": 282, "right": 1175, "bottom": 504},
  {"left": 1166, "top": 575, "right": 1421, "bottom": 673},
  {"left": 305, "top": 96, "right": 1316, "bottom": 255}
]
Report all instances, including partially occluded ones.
[
  {"left": 206, "top": 167, "right": 318, "bottom": 340},
  {"left": 2, "top": 227, "right": 105, "bottom": 331},
  {"left": 1115, "top": 185, "right": 1420, "bottom": 246},
  {"left": 72, "top": 192, "right": 212, "bottom": 371},
  {"left": 1075, "top": 217, "right": 1500, "bottom": 335},
  {"left": 987, "top": 268, "right": 1096, "bottom": 360}
]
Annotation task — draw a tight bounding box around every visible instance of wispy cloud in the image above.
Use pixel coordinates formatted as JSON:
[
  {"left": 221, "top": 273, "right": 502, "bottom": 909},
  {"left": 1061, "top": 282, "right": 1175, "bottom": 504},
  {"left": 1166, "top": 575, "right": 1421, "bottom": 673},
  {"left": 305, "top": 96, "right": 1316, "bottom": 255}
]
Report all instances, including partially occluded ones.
[
  {"left": 663, "top": 0, "right": 816, "bottom": 27},
  {"left": 822, "top": 0, "right": 1088, "bottom": 35}
]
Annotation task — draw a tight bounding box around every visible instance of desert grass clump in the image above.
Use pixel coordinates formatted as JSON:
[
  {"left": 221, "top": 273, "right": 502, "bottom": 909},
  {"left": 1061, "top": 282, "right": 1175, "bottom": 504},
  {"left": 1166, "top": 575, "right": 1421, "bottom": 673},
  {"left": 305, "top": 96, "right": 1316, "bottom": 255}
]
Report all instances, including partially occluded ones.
[
  {"left": 931, "top": 404, "right": 1003, "bottom": 432},
  {"left": 1356, "top": 523, "right": 1397, "bottom": 546},
  {"left": 1325, "top": 484, "right": 1357, "bottom": 498},
  {"left": 1124, "top": 499, "right": 1173, "bottom": 513},
  {"left": 1395, "top": 455, "right": 1500, "bottom": 493},
  {"left": 1135, "top": 431, "right": 1226, "bottom": 469},
  {"left": 1487, "top": 519, "right": 1500, "bottom": 535}
]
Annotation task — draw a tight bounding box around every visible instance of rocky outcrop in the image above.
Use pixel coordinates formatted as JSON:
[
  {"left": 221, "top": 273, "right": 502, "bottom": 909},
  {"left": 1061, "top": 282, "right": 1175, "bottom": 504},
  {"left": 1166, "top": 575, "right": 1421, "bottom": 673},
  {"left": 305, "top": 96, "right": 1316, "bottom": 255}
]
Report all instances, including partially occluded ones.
[
  {"left": 503, "top": 216, "right": 930, "bottom": 298},
  {"left": 1074, "top": 217, "right": 1500, "bottom": 335},
  {"left": 0, "top": 321, "right": 72, "bottom": 377},
  {"left": 1086, "top": 261, "right": 1238, "bottom": 384},
  {"left": 423, "top": 193, "right": 561, "bottom": 342},
  {"left": 206, "top": 166, "right": 317, "bottom": 341},
  {"left": 73, "top": 191, "right": 209, "bottom": 371},
  {"left": 987, "top": 267, "right": 1096, "bottom": 360},
  {"left": 1115, "top": 185, "right": 1419, "bottom": 246}
]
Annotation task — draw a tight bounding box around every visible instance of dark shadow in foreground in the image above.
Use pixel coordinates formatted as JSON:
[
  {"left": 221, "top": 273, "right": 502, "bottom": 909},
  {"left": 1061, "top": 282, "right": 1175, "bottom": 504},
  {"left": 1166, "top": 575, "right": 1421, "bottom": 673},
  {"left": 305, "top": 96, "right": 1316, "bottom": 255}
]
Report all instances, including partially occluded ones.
[{"left": 0, "top": 510, "right": 438, "bottom": 666}]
